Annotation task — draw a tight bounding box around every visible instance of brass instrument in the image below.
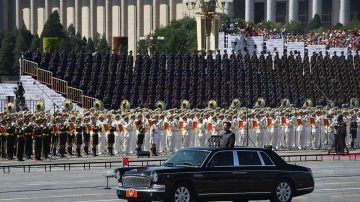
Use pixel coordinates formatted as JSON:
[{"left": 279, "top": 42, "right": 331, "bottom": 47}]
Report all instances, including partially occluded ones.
[
  {"left": 155, "top": 100, "right": 166, "bottom": 111},
  {"left": 120, "top": 100, "right": 131, "bottom": 112},
  {"left": 35, "top": 100, "right": 45, "bottom": 112},
  {"left": 280, "top": 98, "right": 290, "bottom": 108},
  {"left": 6, "top": 102, "right": 16, "bottom": 114},
  {"left": 208, "top": 100, "right": 217, "bottom": 110},
  {"left": 181, "top": 99, "right": 190, "bottom": 110},
  {"left": 94, "top": 99, "right": 104, "bottom": 111},
  {"left": 230, "top": 98, "right": 241, "bottom": 109},
  {"left": 326, "top": 100, "right": 335, "bottom": 109},
  {"left": 350, "top": 98, "right": 359, "bottom": 108},
  {"left": 64, "top": 99, "right": 74, "bottom": 112},
  {"left": 254, "top": 97, "right": 266, "bottom": 108},
  {"left": 303, "top": 98, "right": 313, "bottom": 108}
]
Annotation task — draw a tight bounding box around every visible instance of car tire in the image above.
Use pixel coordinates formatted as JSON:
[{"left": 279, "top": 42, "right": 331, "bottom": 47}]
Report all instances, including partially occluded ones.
[
  {"left": 170, "top": 183, "right": 193, "bottom": 202},
  {"left": 271, "top": 179, "right": 293, "bottom": 202}
]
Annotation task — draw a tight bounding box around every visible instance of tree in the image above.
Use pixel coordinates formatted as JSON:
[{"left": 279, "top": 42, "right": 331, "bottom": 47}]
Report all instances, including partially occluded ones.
[
  {"left": 41, "top": 11, "right": 65, "bottom": 39},
  {"left": 145, "top": 17, "right": 197, "bottom": 53},
  {"left": 86, "top": 38, "right": 96, "bottom": 53},
  {"left": 307, "top": 14, "right": 322, "bottom": 31},
  {"left": 30, "top": 34, "right": 41, "bottom": 51},
  {"left": 0, "top": 32, "right": 16, "bottom": 76},
  {"left": 12, "top": 32, "right": 27, "bottom": 75},
  {"left": 285, "top": 20, "right": 303, "bottom": 33},
  {"left": 96, "top": 34, "right": 109, "bottom": 54},
  {"left": 18, "top": 27, "right": 32, "bottom": 49}
]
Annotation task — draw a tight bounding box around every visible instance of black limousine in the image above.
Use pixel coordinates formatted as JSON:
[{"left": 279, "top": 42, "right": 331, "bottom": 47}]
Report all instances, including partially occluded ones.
[{"left": 114, "top": 147, "right": 314, "bottom": 202}]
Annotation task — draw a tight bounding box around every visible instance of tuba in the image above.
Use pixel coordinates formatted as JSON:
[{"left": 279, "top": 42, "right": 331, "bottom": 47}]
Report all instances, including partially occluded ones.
[
  {"left": 326, "top": 100, "right": 335, "bottom": 109},
  {"left": 6, "top": 102, "right": 16, "bottom": 113},
  {"left": 230, "top": 98, "right": 241, "bottom": 109},
  {"left": 94, "top": 99, "right": 104, "bottom": 111},
  {"left": 120, "top": 100, "right": 130, "bottom": 112},
  {"left": 303, "top": 98, "right": 313, "bottom": 108},
  {"left": 350, "top": 98, "right": 359, "bottom": 108},
  {"left": 35, "top": 100, "right": 45, "bottom": 112},
  {"left": 208, "top": 100, "right": 217, "bottom": 110},
  {"left": 155, "top": 100, "right": 166, "bottom": 111},
  {"left": 64, "top": 99, "right": 73, "bottom": 112},
  {"left": 254, "top": 97, "right": 266, "bottom": 108},
  {"left": 280, "top": 98, "right": 290, "bottom": 108},
  {"left": 181, "top": 99, "right": 190, "bottom": 110}
]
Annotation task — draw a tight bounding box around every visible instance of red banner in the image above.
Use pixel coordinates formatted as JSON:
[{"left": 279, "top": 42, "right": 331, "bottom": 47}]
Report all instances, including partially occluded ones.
[
  {"left": 267, "top": 119, "right": 272, "bottom": 127},
  {"left": 296, "top": 118, "right": 303, "bottom": 125},
  {"left": 164, "top": 122, "right": 170, "bottom": 130},
  {"left": 238, "top": 120, "right": 244, "bottom": 128},
  {"left": 193, "top": 121, "right": 198, "bottom": 129},
  {"left": 252, "top": 120, "right": 258, "bottom": 128},
  {"left": 310, "top": 117, "right": 315, "bottom": 125},
  {"left": 323, "top": 119, "right": 329, "bottom": 126},
  {"left": 207, "top": 123, "right": 213, "bottom": 132},
  {"left": 52, "top": 124, "right": 59, "bottom": 133},
  {"left": 179, "top": 121, "right": 184, "bottom": 129}
]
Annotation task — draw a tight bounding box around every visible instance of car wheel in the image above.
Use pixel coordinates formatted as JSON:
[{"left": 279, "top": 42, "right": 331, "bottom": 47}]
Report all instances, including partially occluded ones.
[
  {"left": 271, "top": 179, "right": 293, "bottom": 202},
  {"left": 171, "top": 183, "right": 193, "bottom": 202}
]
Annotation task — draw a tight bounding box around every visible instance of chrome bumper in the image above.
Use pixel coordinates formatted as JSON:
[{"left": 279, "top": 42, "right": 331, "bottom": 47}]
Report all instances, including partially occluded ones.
[{"left": 117, "top": 186, "right": 166, "bottom": 193}]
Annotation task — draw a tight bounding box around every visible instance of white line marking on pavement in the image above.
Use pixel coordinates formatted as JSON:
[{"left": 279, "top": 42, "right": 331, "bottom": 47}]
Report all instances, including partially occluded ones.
[
  {"left": 0, "top": 193, "right": 109, "bottom": 201},
  {"left": 319, "top": 187, "right": 360, "bottom": 191}
]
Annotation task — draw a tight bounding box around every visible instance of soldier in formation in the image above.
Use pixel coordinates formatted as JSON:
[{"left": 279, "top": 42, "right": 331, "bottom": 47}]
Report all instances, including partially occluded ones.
[{"left": 0, "top": 103, "right": 359, "bottom": 160}]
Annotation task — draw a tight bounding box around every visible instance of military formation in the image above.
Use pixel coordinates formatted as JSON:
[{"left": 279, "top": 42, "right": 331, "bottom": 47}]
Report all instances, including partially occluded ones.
[{"left": 1, "top": 103, "right": 359, "bottom": 161}]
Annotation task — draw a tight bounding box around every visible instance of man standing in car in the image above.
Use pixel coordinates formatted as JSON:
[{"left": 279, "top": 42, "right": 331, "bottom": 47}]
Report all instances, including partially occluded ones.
[{"left": 220, "top": 121, "right": 235, "bottom": 148}]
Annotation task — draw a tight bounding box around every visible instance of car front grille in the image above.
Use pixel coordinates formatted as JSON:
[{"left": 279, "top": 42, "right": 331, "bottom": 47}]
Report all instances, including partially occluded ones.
[{"left": 122, "top": 176, "right": 151, "bottom": 188}]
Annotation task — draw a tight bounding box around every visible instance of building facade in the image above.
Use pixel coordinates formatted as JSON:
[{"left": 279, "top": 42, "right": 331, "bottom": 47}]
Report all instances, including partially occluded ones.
[{"left": 0, "top": 0, "right": 359, "bottom": 53}]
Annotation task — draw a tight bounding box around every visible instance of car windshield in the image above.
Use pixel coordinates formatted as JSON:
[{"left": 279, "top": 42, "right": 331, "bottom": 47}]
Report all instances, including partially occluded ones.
[{"left": 165, "top": 150, "right": 210, "bottom": 167}]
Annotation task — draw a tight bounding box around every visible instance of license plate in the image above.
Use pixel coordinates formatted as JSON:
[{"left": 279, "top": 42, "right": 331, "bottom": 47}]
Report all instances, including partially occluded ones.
[{"left": 125, "top": 189, "right": 138, "bottom": 198}]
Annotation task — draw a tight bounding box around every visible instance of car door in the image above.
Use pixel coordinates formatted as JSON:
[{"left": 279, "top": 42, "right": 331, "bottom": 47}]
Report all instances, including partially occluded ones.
[
  {"left": 197, "top": 151, "right": 238, "bottom": 197},
  {"left": 233, "top": 150, "right": 271, "bottom": 195}
]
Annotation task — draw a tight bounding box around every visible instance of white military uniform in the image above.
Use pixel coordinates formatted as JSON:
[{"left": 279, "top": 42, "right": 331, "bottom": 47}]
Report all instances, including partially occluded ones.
[
  {"left": 97, "top": 119, "right": 107, "bottom": 154},
  {"left": 287, "top": 116, "right": 296, "bottom": 149},
  {"left": 150, "top": 122, "right": 160, "bottom": 145},
  {"left": 198, "top": 120, "right": 208, "bottom": 146},
  {"left": 168, "top": 120, "right": 179, "bottom": 153},
  {"left": 112, "top": 118, "right": 123, "bottom": 154},
  {"left": 143, "top": 119, "right": 151, "bottom": 151},
  {"left": 312, "top": 116, "right": 321, "bottom": 148},
  {"left": 257, "top": 117, "right": 267, "bottom": 148},
  {"left": 124, "top": 120, "right": 136, "bottom": 154}
]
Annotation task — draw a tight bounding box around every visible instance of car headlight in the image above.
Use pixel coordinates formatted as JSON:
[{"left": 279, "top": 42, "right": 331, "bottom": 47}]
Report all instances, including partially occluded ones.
[{"left": 151, "top": 171, "right": 158, "bottom": 182}]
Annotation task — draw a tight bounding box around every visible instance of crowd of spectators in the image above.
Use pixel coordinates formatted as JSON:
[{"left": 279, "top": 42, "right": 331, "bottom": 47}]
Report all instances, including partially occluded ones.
[{"left": 220, "top": 22, "right": 360, "bottom": 51}]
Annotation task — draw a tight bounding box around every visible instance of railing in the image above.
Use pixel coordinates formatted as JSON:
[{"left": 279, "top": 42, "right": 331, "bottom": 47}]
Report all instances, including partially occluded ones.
[
  {"left": 83, "top": 95, "right": 97, "bottom": 109},
  {"left": 37, "top": 68, "right": 53, "bottom": 86},
  {"left": 52, "top": 77, "right": 68, "bottom": 96},
  {"left": 68, "top": 87, "right": 83, "bottom": 104},
  {"left": 21, "top": 60, "right": 38, "bottom": 77},
  {"left": 20, "top": 59, "right": 97, "bottom": 109}
]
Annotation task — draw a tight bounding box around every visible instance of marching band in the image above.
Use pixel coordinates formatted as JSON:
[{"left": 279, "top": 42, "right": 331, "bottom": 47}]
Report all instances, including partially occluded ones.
[{"left": 0, "top": 106, "right": 359, "bottom": 161}]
